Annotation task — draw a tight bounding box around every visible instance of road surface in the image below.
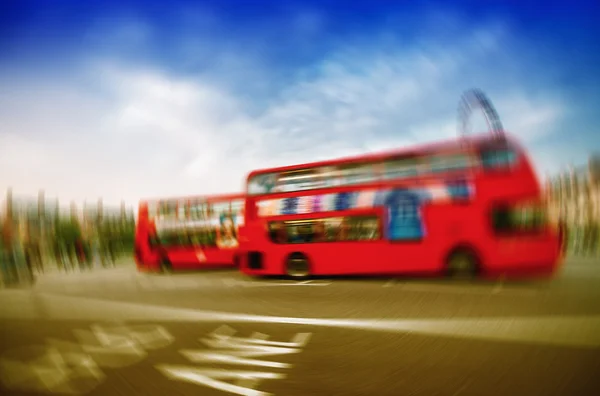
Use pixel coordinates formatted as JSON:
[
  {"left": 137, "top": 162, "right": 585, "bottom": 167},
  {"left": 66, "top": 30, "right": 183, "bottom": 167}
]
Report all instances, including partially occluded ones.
[{"left": 1, "top": 257, "right": 599, "bottom": 396}]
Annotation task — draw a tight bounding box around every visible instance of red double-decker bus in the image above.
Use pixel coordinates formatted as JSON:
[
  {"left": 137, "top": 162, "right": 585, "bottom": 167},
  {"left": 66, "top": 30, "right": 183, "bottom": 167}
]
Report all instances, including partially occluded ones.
[
  {"left": 238, "top": 132, "right": 564, "bottom": 279},
  {"left": 135, "top": 193, "right": 245, "bottom": 273}
]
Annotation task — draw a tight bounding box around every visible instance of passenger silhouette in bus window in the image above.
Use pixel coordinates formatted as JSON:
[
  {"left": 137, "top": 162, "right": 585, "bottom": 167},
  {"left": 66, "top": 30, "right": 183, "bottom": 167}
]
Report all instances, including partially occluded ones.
[
  {"left": 339, "top": 218, "right": 350, "bottom": 241},
  {"left": 262, "top": 174, "right": 277, "bottom": 193},
  {"left": 314, "top": 220, "right": 325, "bottom": 243},
  {"left": 357, "top": 218, "right": 377, "bottom": 240},
  {"left": 285, "top": 225, "right": 301, "bottom": 244},
  {"left": 268, "top": 223, "right": 280, "bottom": 243}
]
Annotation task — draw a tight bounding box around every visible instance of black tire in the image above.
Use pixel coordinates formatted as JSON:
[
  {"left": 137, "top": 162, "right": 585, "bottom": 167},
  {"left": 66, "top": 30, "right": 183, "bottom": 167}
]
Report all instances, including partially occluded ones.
[
  {"left": 159, "top": 258, "right": 173, "bottom": 274},
  {"left": 446, "top": 248, "right": 479, "bottom": 279},
  {"left": 285, "top": 253, "right": 310, "bottom": 280}
]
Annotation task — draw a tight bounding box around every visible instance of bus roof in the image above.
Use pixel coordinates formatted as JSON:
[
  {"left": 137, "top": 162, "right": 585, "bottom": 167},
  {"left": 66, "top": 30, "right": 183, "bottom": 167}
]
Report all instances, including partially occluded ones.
[
  {"left": 246, "top": 132, "right": 521, "bottom": 181},
  {"left": 139, "top": 192, "right": 245, "bottom": 207}
]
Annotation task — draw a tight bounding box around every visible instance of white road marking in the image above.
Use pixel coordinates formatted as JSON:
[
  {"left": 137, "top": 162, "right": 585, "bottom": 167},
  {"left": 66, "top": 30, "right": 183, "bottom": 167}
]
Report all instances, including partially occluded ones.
[
  {"left": 158, "top": 325, "right": 311, "bottom": 395},
  {"left": 194, "top": 330, "right": 308, "bottom": 368},
  {"left": 182, "top": 351, "right": 291, "bottom": 369},
  {"left": 492, "top": 276, "right": 506, "bottom": 294},
  {"left": 158, "top": 366, "right": 284, "bottom": 396},
  {"left": 383, "top": 279, "right": 396, "bottom": 288},
  {"left": 222, "top": 278, "right": 293, "bottom": 288},
  {"left": 398, "top": 282, "right": 538, "bottom": 296},
  {"left": 233, "top": 279, "right": 331, "bottom": 288},
  {"left": 71, "top": 327, "right": 147, "bottom": 369},
  {"left": 0, "top": 344, "right": 105, "bottom": 395},
  {"left": 2, "top": 291, "right": 600, "bottom": 349},
  {"left": 130, "top": 325, "right": 175, "bottom": 350},
  {"left": 0, "top": 322, "right": 175, "bottom": 395}
]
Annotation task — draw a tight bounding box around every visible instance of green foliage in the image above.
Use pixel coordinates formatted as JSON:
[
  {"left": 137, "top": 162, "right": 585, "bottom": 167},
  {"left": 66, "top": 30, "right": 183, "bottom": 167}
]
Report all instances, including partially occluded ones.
[
  {"left": 96, "top": 218, "right": 134, "bottom": 250},
  {"left": 53, "top": 219, "right": 82, "bottom": 244}
]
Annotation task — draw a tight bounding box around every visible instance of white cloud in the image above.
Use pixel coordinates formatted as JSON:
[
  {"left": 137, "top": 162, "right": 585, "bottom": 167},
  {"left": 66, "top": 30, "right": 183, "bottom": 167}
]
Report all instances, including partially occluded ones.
[{"left": 0, "top": 15, "right": 572, "bottom": 208}]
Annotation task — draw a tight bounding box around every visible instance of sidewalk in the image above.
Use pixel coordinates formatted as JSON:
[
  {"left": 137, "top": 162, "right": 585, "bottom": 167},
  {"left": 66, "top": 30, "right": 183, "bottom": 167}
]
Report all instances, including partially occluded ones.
[
  {"left": 31, "top": 257, "right": 135, "bottom": 288},
  {"left": 35, "top": 256, "right": 134, "bottom": 275},
  {"left": 565, "top": 255, "right": 600, "bottom": 266}
]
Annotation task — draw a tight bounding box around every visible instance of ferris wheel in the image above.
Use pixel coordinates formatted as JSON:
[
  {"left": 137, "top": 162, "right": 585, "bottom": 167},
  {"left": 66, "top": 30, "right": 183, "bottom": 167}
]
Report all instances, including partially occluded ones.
[{"left": 457, "top": 89, "right": 505, "bottom": 140}]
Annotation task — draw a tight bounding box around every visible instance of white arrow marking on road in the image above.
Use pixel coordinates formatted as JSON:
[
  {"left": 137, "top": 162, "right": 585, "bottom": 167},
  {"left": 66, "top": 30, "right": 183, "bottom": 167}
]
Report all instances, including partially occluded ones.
[
  {"left": 164, "top": 325, "right": 310, "bottom": 394},
  {"left": 182, "top": 351, "right": 291, "bottom": 369},
  {"left": 181, "top": 325, "right": 312, "bottom": 369},
  {"left": 2, "top": 291, "right": 600, "bottom": 349},
  {"left": 210, "top": 326, "right": 312, "bottom": 348},
  {"left": 157, "top": 366, "right": 284, "bottom": 396},
  {"left": 0, "top": 343, "right": 106, "bottom": 394},
  {"left": 0, "top": 322, "right": 176, "bottom": 395},
  {"left": 71, "top": 327, "right": 147, "bottom": 369}
]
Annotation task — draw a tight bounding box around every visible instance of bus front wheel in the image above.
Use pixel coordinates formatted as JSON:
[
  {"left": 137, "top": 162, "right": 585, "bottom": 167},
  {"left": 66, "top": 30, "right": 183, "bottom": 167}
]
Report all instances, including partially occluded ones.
[
  {"left": 446, "top": 248, "right": 479, "bottom": 279},
  {"left": 285, "top": 253, "right": 311, "bottom": 280},
  {"left": 160, "top": 258, "right": 173, "bottom": 275}
]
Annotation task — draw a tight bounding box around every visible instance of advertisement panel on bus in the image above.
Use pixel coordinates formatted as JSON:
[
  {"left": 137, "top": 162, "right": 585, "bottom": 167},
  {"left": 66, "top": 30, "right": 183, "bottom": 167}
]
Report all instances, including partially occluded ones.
[{"left": 135, "top": 193, "right": 245, "bottom": 273}]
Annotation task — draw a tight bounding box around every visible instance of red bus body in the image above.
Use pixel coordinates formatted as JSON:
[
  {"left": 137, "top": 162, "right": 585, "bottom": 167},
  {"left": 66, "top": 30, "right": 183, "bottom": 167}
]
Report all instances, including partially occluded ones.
[
  {"left": 238, "top": 133, "right": 564, "bottom": 279},
  {"left": 135, "top": 193, "right": 245, "bottom": 272}
]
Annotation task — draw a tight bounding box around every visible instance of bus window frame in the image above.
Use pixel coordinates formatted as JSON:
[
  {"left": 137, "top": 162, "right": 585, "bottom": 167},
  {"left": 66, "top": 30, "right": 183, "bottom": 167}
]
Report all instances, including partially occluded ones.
[
  {"left": 247, "top": 146, "right": 486, "bottom": 197},
  {"left": 266, "top": 210, "right": 384, "bottom": 245},
  {"left": 488, "top": 199, "right": 548, "bottom": 237},
  {"left": 479, "top": 146, "right": 519, "bottom": 172}
]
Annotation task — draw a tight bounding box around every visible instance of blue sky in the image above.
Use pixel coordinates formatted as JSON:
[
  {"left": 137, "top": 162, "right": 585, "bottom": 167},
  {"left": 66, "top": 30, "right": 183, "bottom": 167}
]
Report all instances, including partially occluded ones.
[{"left": 0, "top": 0, "right": 599, "bottom": 206}]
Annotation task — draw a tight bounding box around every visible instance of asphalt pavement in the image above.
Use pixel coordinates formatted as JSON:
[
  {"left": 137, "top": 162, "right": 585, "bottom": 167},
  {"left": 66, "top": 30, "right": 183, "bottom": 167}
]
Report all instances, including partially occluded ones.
[{"left": 1, "top": 257, "right": 599, "bottom": 396}]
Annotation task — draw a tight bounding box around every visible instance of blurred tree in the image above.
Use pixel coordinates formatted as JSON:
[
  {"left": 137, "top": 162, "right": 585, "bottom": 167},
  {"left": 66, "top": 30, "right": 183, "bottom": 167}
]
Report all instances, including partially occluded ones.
[{"left": 53, "top": 218, "right": 82, "bottom": 271}]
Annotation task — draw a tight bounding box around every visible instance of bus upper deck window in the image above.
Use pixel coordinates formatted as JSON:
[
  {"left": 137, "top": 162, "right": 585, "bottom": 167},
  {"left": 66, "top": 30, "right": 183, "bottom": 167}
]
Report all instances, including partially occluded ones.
[
  {"left": 481, "top": 149, "right": 517, "bottom": 169},
  {"left": 384, "top": 160, "right": 418, "bottom": 180}
]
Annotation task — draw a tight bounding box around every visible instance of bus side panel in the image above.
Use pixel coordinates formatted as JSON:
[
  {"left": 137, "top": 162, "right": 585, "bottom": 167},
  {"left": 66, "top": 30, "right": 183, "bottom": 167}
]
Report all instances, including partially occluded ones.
[
  {"left": 419, "top": 202, "right": 491, "bottom": 274},
  {"left": 249, "top": 241, "right": 443, "bottom": 276},
  {"left": 246, "top": 202, "right": 560, "bottom": 277},
  {"left": 302, "top": 242, "right": 386, "bottom": 275},
  {"left": 476, "top": 174, "right": 562, "bottom": 277},
  {"left": 240, "top": 204, "right": 481, "bottom": 276},
  {"left": 166, "top": 247, "right": 238, "bottom": 269},
  {"left": 134, "top": 229, "right": 160, "bottom": 271},
  {"left": 483, "top": 233, "right": 562, "bottom": 277},
  {"left": 424, "top": 200, "right": 561, "bottom": 277}
]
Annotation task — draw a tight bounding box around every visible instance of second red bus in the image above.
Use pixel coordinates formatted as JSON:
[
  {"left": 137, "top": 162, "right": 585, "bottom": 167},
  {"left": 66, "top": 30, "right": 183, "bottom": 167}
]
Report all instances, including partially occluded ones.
[{"left": 135, "top": 193, "right": 245, "bottom": 273}]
